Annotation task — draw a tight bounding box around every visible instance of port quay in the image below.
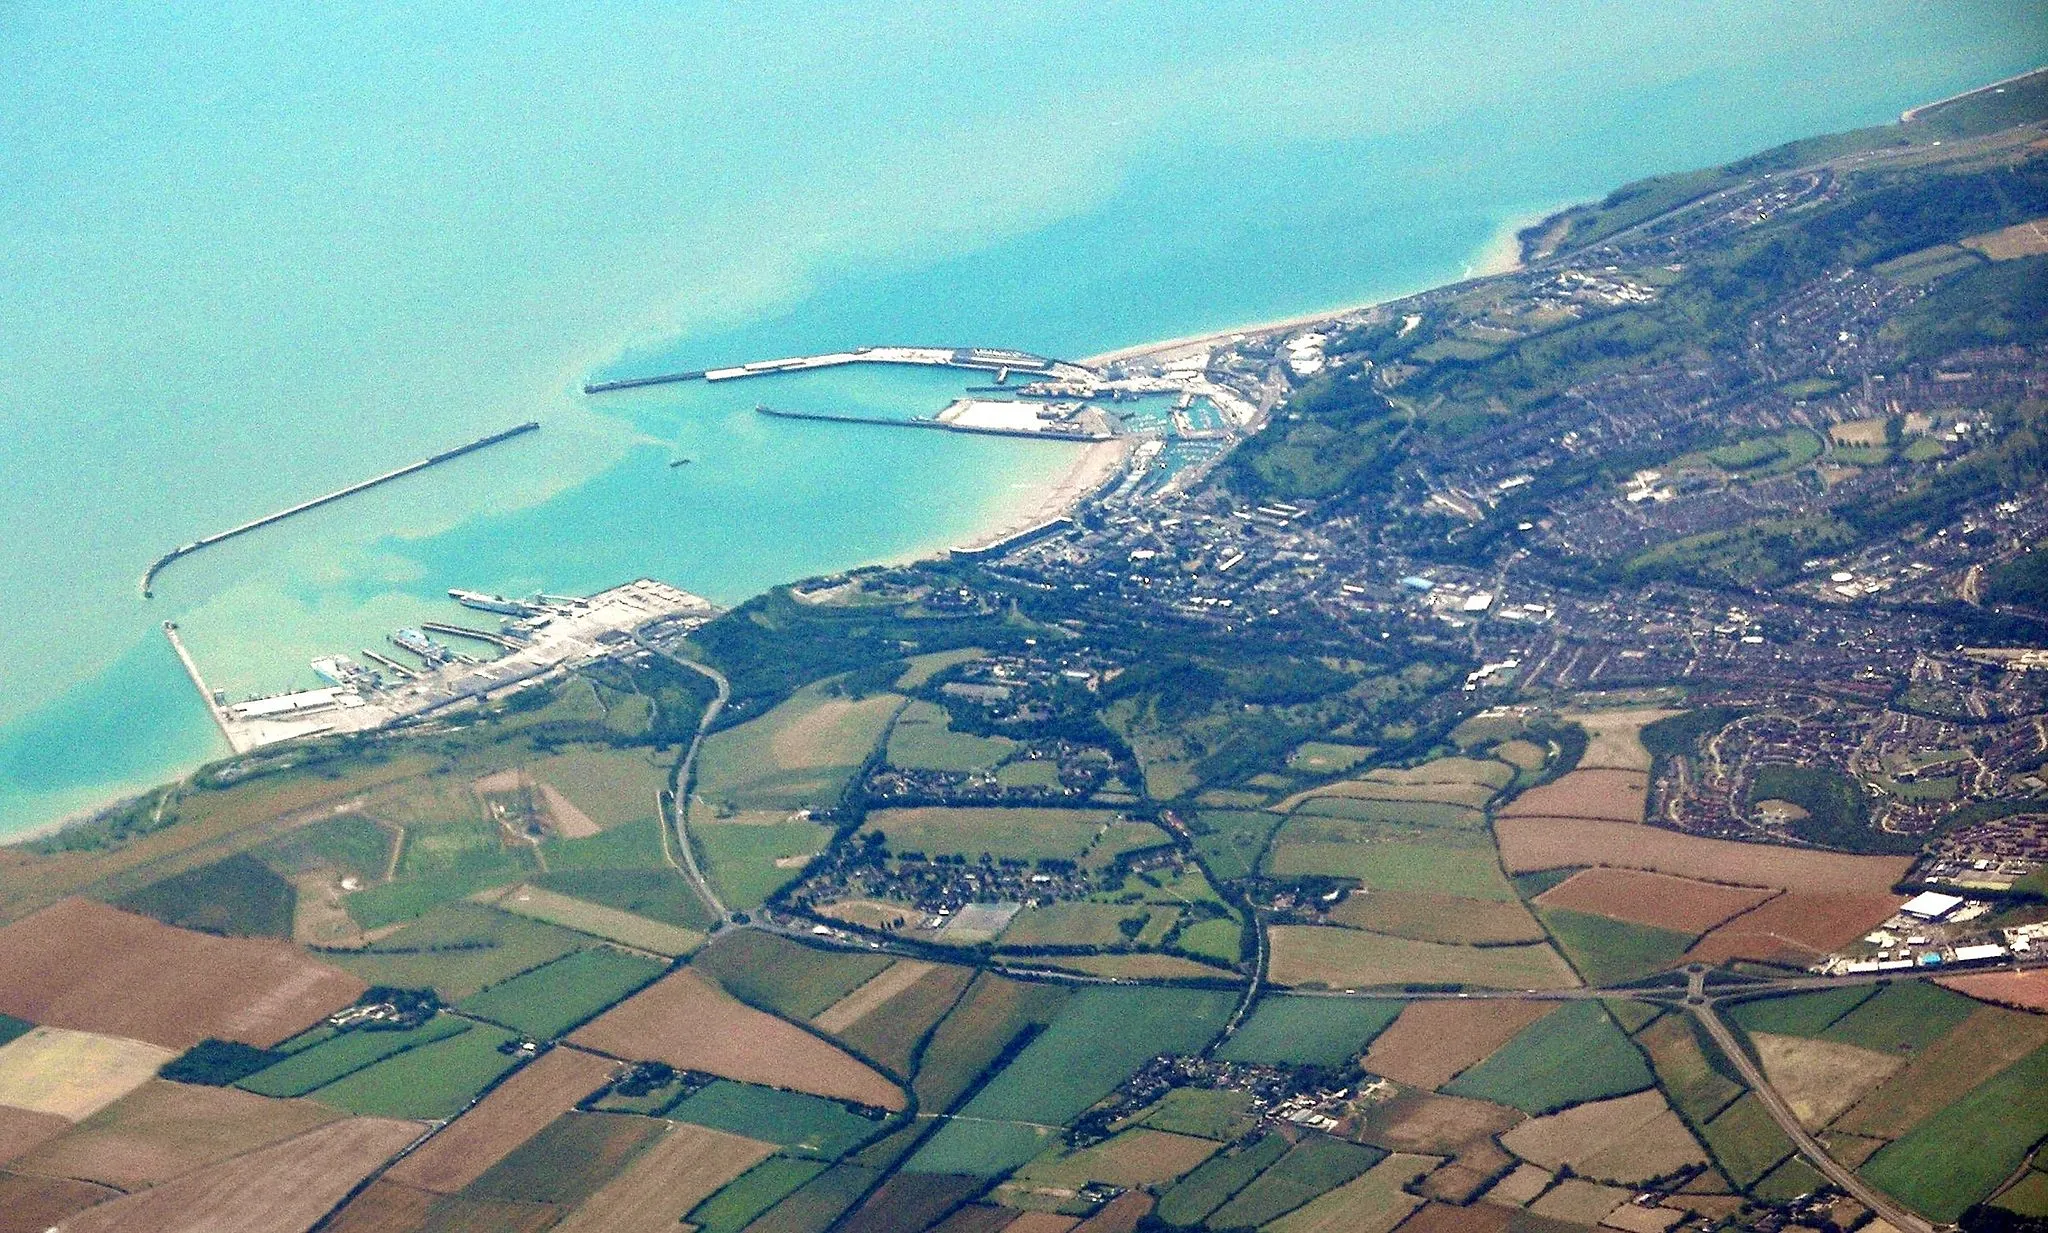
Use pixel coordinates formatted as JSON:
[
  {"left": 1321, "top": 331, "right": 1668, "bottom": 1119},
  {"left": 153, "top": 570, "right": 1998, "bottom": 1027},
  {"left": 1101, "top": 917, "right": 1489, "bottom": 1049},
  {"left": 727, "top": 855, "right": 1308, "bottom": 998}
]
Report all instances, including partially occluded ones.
[{"left": 580, "top": 344, "right": 1096, "bottom": 393}]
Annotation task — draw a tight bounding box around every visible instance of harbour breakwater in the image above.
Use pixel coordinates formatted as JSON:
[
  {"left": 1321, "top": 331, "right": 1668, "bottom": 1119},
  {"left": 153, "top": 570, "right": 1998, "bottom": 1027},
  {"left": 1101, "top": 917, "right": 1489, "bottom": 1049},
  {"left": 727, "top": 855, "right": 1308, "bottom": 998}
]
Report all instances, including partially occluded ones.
[
  {"left": 581, "top": 344, "right": 1092, "bottom": 395},
  {"left": 141, "top": 421, "right": 540, "bottom": 598}
]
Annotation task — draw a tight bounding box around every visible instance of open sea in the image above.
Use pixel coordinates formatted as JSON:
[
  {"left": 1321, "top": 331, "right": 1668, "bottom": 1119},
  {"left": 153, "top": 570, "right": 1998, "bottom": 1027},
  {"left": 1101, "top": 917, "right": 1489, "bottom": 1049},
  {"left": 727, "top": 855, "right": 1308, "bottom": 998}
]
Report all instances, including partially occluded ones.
[{"left": 0, "top": 1, "right": 2039, "bottom": 836}]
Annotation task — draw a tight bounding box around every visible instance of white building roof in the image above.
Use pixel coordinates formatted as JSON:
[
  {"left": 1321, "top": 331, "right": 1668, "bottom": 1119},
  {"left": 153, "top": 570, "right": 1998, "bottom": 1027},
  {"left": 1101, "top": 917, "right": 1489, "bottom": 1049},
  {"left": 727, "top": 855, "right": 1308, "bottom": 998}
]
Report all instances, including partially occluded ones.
[{"left": 1900, "top": 891, "right": 1966, "bottom": 919}]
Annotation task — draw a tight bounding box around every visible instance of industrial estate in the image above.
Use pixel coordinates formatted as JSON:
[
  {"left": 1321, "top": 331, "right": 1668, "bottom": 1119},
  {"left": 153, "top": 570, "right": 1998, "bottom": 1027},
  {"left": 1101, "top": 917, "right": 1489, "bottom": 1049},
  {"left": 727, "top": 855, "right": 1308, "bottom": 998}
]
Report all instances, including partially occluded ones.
[{"left": 3, "top": 67, "right": 2048, "bottom": 1233}]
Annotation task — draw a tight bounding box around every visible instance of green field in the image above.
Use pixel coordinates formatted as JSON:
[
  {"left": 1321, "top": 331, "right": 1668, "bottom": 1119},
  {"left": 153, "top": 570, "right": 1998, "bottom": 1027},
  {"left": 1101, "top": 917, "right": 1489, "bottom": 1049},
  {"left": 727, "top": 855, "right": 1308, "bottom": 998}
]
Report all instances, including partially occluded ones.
[
  {"left": 1820, "top": 981, "right": 1976, "bottom": 1055},
  {"left": 114, "top": 852, "right": 295, "bottom": 939},
  {"left": 696, "top": 679, "right": 901, "bottom": 811},
  {"left": 910, "top": 974, "right": 1072, "bottom": 1112},
  {"left": 1862, "top": 1043, "right": 2048, "bottom": 1221},
  {"left": 311, "top": 1022, "right": 522, "bottom": 1119},
  {"left": 688, "top": 1157, "right": 833, "bottom": 1233},
  {"left": 668, "top": 1080, "right": 885, "bottom": 1161},
  {"left": 1190, "top": 811, "right": 1283, "bottom": 881},
  {"left": 454, "top": 946, "right": 666, "bottom": 1039},
  {"left": 1637, "top": 1016, "right": 1745, "bottom": 1124},
  {"left": 0, "top": 1015, "right": 33, "bottom": 1048},
  {"left": 885, "top": 700, "right": 1015, "bottom": 771},
  {"left": 998, "top": 901, "right": 1173, "bottom": 949},
  {"left": 1700, "top": 1092, "right": 1796, "bottom": 1187},
  {"left": 692, "top": 931, "right": 892, "bottom": 1019},
  {"left": 1539, "top": 908, "right": 1695, "bottom": 985},
  {"left": 322, "top": 901, "right": 591, "bottom": 1000},
  {"left": 1726, "top": 986, "right": 1875, "bottom": 1038},
  {"left": 237, "top": 1015, "right": 470, "bottom": 1097},
  {"left": 694, "top": 820, "right": 834, "bottom": 909},
  {"left": 1291, "top": 798, "right": 1485, "bottom": 828},
  {"left": 1137, "top": 1088, "right": 1260, "bottom": 1141},
  {"left": 527, "top": 746, "right": 670, "bottom": 829},
  {"left": 1205, "top": 1138, "right": 1387, "bottom": 1229},
  {"left": 1288, "top": 742, "right": 1376, "bottom": 774},
  {"left": 908, "top": 987, "right": 1235, "bottom": 1175},
  {"left": 871, "top": 807, "right": 1137, "bottom": 864},
  {"left": 344, "top": 851, "right": 536, "bottom": 930},
  {"left": 1216, "top": 996, "right": 1405, "bottom": 1067},
  {"left": 1176, "top": 917, "right": 1245, "bottom": 965},
  {"left": 540, "top": 816, "right": 667, "bottom": 870},
  {"left": 253, "top": 814, "right": 394, "bottom": 882},
  {"left": 1267, "top": 835, "right": 1515, "bottom": 901},
  {"left": 1157, "top": 1134, "right": 1290, "bottom": 1226},
  {"left": 1442, "top": 1001, "right": 1653, "bottom": 1113}
]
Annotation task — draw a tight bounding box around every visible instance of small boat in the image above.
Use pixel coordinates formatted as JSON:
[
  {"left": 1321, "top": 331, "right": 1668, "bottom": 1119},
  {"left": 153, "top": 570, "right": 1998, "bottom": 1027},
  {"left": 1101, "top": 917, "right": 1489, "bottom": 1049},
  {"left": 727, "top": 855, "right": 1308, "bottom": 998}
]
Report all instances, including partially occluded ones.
[{"left": 669, "top": 457, "right": 692, "bottom": 468}]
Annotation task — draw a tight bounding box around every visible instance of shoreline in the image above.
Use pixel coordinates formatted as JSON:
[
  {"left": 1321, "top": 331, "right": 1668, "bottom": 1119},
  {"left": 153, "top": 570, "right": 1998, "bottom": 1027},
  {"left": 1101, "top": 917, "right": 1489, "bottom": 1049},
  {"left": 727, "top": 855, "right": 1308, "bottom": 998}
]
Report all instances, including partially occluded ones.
[
  {"left": 1078, "top": 204, "right": 1571, "bottom": 369},
  {"left": 948, "top": 436, "right": 1132, "bottom": 555}
]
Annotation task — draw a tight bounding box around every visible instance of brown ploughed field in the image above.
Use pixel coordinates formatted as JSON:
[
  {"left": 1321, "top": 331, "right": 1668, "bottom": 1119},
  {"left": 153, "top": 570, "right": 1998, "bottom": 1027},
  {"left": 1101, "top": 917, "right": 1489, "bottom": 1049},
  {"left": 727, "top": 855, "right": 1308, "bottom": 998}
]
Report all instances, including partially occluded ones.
[
  {"left": 0, "top": 898, "right": 364, "bottom": 1049},
  {"left": 1362, "top": 1001, "right": 1558, "bottom": 1089},
  {"left": 1494, "top": 818, "right": 1912, "bottom": 892},
  {"left": 1532, "top": 869, "right": 1774, "bottom": 934},
  {"left": 12, "top": 1078, "right": 340, "bottom": 1191},
  {"left": 1684, "top": 892, "right": 1905, "bottom": 965},
  {"left": 569, "top": 968, "right": 905, "bottom": 1110},
  {"left": 0, "top": 1173, "right": 119, "bottom": 1233},
  {"left": 1499, "top": 769, "right": 1647, "bottom": 823},
  {"left": 551, "top": 1122, "right": 775, "bottom": 1233},
  {"left": 0, "top": 1107, "right": 68, "bottom": 1168},
  {"left": 54, "top": 1115, "right": 421, "bottom": 1233},
  {"left": 1938, "top": 967, "right": 2048, "bottom": 1012},
  {"left": 384, "top": 1046, "right": 618, "bottom": 1194}
]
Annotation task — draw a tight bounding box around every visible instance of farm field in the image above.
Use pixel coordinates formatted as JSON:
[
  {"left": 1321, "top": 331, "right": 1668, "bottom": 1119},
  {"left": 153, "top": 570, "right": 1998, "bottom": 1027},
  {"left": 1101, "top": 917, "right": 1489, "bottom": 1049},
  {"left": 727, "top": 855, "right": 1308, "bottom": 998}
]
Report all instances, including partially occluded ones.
[
  {"left": 0, "top": 1106, "right": 67, "bottom": 1168},
  {"left": 812, "top": 959, "right": 940, "bottom": 1033},
  {"left": 115, "top": 852, "right": 296, "bottom": 940},
  {"left": 321, "top": 901, "right": 591, "bottom": 1000},
  {"left": 0, "top": 898, "right": 364, "bottom": 1049},
  {"left": 1290, "top": 777, "right": 1499, "bottom": 809},
  {"left": 667, "top": 1080, "right": 885, "bottom": 1160},
  {"left": 1441, "top": 1002, "right": 1653, "bottom": 1114},
  {"left": 835, "top": 964, "right": 976, "bottom": 1078},
  {"left": 886, "top": 699, "right": 1016, "bottom": 771},
  {"left": 308, "top": 1022, "right": 521, "bottom": 1120},
  {"left": 1835, "top": 1004, "right": 2048, "bottom": 1138},
  {"left": 694, "top": 819, "right": 834, "bottom": 909},
  {"left": 455, "top": 946, "right": 666, "bottom": 1039},
  {"left": 570, "top": 968, "right": 906, "bottom": 1110},
  {"left": 1564, "top": 708, "right": 1670, "bottom": 771},
  {"left": 1537, "top": 908, "right": 1694, "bottom": 986},
  {"left": 237, "top": 1015, "right": 470, "bottom": 1098},
  {"left": 1290, "top": 798, "right": 1486, "bottom": 828},
  {"left": 9, "top": 1078, "right": 338, "bottom": 1191},
  {"left": 1495, "top": 817, "right": 1913, "bottom": 891},
  {"left": 1287, "top": 742, "right": 1377, "bottom": 774},
  {"left": 382, "top": 1045, "right": 617, "bottom": 1193},
  {"left": 1133, "top": 1088, "right": 1259, "bottom": 1140},
  {"left": 869, "top": 807, "right": 1142, "bottom": 864},
  {"left": 1266, "top": 1152, "right": 1433, "bottom": 1233},
  {"left": 1216, "top": 996, "right": 1405, "bottom": 1067},
  {"left": 908, "top": 987, "right": 1233, "bottom": 1176},
  {"left": 1327, "top": 891, "right": 1544, "bottom": 945},
  {"left": 1750, "top": 1033, "right": 1900, "bottom": 1128},
  {"left": 1363, "top": 1001, "right": 1557, "bottom": 1090},
  {"left": 1356, "top": 1088, "right": 1519, "bottom": 1162},
  {"left": 687, "top": 1157, "right": 831, "bottom": 1233},
  {"left": 487, "top": 883, "right": 704, "bottom": 956},
  {"left": 1821, "top": 981, "right": 1976, "bottom": 1054},
  {"left": 997, "top": 901, "right": 1174, "bottom": 948},
  {"left": 1726, "top": 985, "right": 1874, "bottom": 1037},
  {"left": 911, "top": 974, "right": 1072, "bottom": 1112},
  {"left": 551, "top": 1121, "right": 776, "bottom": 1233},
  {"left": 1532, "top": 869, "right": 1773, "bottom": 934},
  {"left": 1862, "top": 1043, "right": 2048, "bottom": 1221},
  {"left": 696, "top": 679, "right": 902, "bottom": 812},
  {"left": 730, "top": 1160, "right": 878, "bottom": 1232},
  {"left": 1032, "top": 952, "right": 1232, "bottom": 981},
  {"left": 0, "top": 1027, "right": 175, "bottom": 1121},
  {"left": 0, "top": 1173, "right": 122, "bottom": 1232},
  {"left": 1498, "top": 1089, "right": 1706, "bottom": 1184},
  {"left": 1635, "top": 1015, "right": 1744, "bottom": 1124},
  {"left": 1685, "top": 892, "right": 1907, "bottom": 966},
  {"left": 54, "top": 1115, "right": 421, "bottom": 1233},
  {"left": 1010, "top": 1127, "right": 1221, "bottom": 1190},
  {"left": 1527, "top": 1177, "right": 1631, "bottom": 1224},
  {"left": 1938, "top": 967, "right": 2048, "bottom": 1011},
  {"left": 1366, "top": 758, "right": 1515, "bottom": 789},
  {"left": 1189, "top": 811, "right": 1282, "bottom": 881},
  {"left": 1699, "top": 1093, "right": 1795, "bottom": 1187},
  {"left": 517, "top": 746, "right": 669, "bottom": 831},
  {"left": 463, "top": 1110, "right": 668, "bottom": 1207},
  {"left": 1267, "top": 925, "right": 1578, "bottom": 989},
  {"left": 1267, "top": 830, "right": 1516, "bottom": 901},
  {"left": 838, "top": 1174, "right": 985, "bottom": 1233},
  {"left": 1203, "top": 1137, "right": 1386, "bottom": 1229},
  {"left": 1499, "top": 769, "right": 1647, "bottom": 823},
  {"left": 694, "top": 931, "right": 894, "bottom": 1020},
  {"left": 1155, "top": 1134, "right": 1290, "bottom": 1227}
]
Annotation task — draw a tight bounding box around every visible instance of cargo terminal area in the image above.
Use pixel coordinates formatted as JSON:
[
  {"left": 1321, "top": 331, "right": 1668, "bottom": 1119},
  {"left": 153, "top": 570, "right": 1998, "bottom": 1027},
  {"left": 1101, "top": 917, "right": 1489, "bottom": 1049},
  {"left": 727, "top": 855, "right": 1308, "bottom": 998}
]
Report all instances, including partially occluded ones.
[{"left": 165, "top": 578, "right": 715, "bottom": 753}]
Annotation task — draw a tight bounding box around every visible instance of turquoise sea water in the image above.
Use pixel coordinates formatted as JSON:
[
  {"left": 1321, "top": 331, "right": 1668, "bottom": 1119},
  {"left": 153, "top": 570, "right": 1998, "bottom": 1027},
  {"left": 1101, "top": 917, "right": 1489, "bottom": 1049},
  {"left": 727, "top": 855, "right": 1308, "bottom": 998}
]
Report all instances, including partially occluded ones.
[{"left": 0, "top": 2, "right": 2040, "bottom": 836}]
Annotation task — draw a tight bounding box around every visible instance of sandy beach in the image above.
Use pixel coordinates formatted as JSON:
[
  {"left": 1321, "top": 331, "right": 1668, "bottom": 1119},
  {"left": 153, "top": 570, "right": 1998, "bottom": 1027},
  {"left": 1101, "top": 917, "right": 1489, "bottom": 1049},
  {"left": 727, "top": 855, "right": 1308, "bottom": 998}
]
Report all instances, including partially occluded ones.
[{"left": 950, "top": 436, "right": 1132, "bottom": 554}]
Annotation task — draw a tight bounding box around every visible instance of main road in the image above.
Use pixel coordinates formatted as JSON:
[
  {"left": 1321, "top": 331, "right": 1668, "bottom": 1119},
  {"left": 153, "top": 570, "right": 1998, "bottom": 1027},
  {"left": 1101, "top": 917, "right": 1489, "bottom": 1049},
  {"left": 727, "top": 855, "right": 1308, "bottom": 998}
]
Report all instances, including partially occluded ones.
[{"left": 632, "top": 630, "right": 730, "bottom": 922}]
